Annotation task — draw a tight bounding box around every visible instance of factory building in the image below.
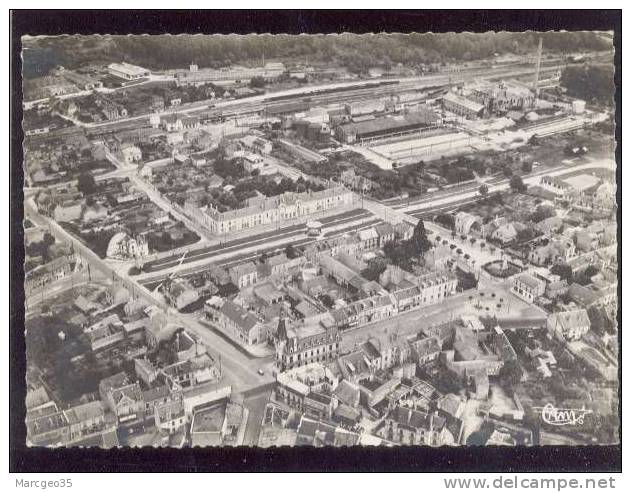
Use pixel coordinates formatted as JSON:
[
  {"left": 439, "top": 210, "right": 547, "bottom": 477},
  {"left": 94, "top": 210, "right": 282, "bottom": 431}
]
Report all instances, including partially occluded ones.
[
  {"left": 107, "top": 62, "right": 151, "bottom": 81},
  {"left": 469, "top": 80, "right": 536, "bottom": 113},
  {"left": 174, "top": 62, "right": 286, "bottom": 87},
  {"left": 442, "top": 92, "right": 485, "bottom": 119},
  {"left": 264, "top": 100, "right": 310, "bottom": 118},
  {"left": 335, "top": 107, "right": 440, "bottom": 144}
]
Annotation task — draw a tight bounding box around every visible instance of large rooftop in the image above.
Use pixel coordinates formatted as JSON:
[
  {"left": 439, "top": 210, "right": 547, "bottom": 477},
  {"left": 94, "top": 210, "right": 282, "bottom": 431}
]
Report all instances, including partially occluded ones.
[{"left": 339, "top": 108, "right": 439, "bottom": 136}]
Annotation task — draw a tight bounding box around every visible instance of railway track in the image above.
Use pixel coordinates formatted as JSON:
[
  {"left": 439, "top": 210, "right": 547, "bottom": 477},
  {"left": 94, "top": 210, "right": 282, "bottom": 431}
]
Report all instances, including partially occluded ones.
[{"left": 75, "top": 62, "right": 564, "bottom": 137}]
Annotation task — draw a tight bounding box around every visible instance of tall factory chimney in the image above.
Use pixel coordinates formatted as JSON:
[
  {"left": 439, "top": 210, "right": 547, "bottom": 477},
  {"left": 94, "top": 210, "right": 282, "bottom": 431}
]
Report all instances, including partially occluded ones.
[{"left": 533, "top": 37, "right": 543, "bottom": 99}]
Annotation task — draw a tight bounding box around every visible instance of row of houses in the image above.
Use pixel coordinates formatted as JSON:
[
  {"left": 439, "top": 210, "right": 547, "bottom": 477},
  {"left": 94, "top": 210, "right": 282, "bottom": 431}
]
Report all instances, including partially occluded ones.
[
  {"left": 172, "top": 62, "right": 286, "bottom": 87},
  {"left": 205, "top": 298, "right": 268, "bottom": 346},
  {"left": 26, "top": 367, "right": 233, "bottom": 448},
  {"left": 25, "top": 252, "right": 76, "bottom": 297},
  {"left": 26, "top": 321, "right": 235, "bottom": 447},
  {"left": 157, "top": 114, "right": 202, "bottom": 132},
  {"left": 184, "top": 186, "right": 354, "bottom": 236},
  {"left": 227, "top": 253, "right": 304, "bottom": 289},
  {"left": 272, "top": 357, "right": 464, "bottom": 446},
  {"left": 26, "top": 399, "right": 119, "bottom": 448}
]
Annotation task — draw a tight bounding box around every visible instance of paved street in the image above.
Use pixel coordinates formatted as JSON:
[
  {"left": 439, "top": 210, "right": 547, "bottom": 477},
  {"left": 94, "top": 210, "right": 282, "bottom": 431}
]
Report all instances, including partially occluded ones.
[
  {"left": 340, "top": 284, "right": 545, "bottom": 353},
  {"left": 141, "top": 207, "right": 370, "bottom": 270},
  {"left": 134, "top": 157, "right": 611, "bottom": 286},
  {"left": 25, "top": 271, "right": 90, "bottom": 311},
  {"left": 135, "top": 208, "right": 374, "bottom": 282},
  {"left": 425, "top": 221, "right": 503, "bottom": 268},
  {"left": 460, "top": 398, "right": 484, "bottom": 444},
  {"left": 105, "top": 151, "right": 216, "bottom": 242},
  {"left": 239, "top": 384, "right": 274, "bottom": 446},
  {"left": 401, "top": 157, "right": 615, "bottom": 216},
  {"left": 24, "top": 142, "right": 565, "bottom": 394},
  {"left": 25, "top": 195, "right": 275, "bottom": 395}
]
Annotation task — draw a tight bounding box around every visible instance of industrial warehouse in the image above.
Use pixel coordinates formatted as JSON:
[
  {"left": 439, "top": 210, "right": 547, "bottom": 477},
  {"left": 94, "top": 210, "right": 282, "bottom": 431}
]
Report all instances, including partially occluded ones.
[{"left": 335, "top": 107, "right": 441, "bottom": 144}]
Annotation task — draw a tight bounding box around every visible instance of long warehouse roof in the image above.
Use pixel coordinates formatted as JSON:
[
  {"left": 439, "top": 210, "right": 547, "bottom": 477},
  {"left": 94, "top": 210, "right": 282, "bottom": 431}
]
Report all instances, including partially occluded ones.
[{"left": 340, "top": 107, "right": 439, "bottom": 135}]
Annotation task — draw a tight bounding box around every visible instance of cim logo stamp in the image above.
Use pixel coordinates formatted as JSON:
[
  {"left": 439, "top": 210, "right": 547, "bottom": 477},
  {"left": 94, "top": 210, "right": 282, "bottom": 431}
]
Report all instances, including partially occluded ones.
[{"left": 534, "top": 404, "right": 593, "bottom": 426}]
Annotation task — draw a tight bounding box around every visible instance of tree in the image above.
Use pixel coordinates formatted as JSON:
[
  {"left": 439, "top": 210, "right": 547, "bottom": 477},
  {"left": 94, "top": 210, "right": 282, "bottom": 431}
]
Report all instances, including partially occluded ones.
[
  {"left": 478, "top": 184, "right": 489, "bottom": 196},
  {"left": 550, "top": 263, "right": 573, "bottom": 282},
  {"left": 587, "top": 306, "right": 606, "bottom": 336},
  {"left": 435, "top": 213, "right": 455, "bottom": 230},
  {"left": 466, "top": 421, "right": 495, "bottom": 446},
  {"left": 516, "top": 227, "right": 536, "bottom": 244},
  {"left": 383, "top": 240, "right": 414, "bottom": 272},
  {"left": 77, "top": 172, "right": 97, "bottom": 196},
  {"left": 521, "top": 161, "right": 533, "bottom": 173},
  {"left": 23, "top": 32, "right": 610, "bottom": 77},
  {"left": 411, "top": 219, "right": 432, "bottom": 255},
  {"left": 498, "top": 359, "right": 524, "bottom": 390},
  {"left": 560, "top": 65, "right": 614, "bottom": 107},
  {"left": 530, "top": 205, "right": 555, "bottom": 223},
  {"left": 503, "top": 166, "right": 513, "bottom": 178},
  {"left": 320, "top": 294, "right": 335, "bottom": 309},
  {"left": 456, "top": 268, "right": 478, "bottom": 291},
  {"left": 434, "top": 366, "right": 464, "bottom": 394},
  {"left": 575, "top": 265, "right": 600, "bottom": 285},
  {"left": 249, "top": 76, "right": 266, "bottom": 88},
  {"left": 509, "top": 175, "right": 527, "bottom": 193},
  {"left": 361, "top": 258, "right": 387, "bottom": 282},
  {"left": 285, "top": 244, "right": 299, "bottom": 259}
]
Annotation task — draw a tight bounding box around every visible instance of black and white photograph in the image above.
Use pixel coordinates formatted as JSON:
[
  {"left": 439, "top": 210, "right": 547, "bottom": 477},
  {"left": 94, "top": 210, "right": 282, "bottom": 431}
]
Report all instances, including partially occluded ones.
[{"left": 9, "top": 9, "right": 622, "bottom": 477}]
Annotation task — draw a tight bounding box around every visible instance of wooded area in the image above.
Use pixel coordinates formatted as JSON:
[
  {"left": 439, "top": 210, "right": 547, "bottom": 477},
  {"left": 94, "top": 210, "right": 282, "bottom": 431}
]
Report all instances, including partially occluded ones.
[{"left": 23, "top": 32, "right": 612, "bottom": 77}]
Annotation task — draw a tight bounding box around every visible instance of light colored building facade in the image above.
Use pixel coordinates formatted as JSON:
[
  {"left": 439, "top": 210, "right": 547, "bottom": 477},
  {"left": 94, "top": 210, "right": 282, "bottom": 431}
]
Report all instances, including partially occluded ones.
[
  {"left": 275, "top": 314, "right": 342, "bottom": 371},
  {"left": 547, "top": 309, "right": 591, "bottom": 342},
  {"left": 185, "top": 187, "right": 353, "bottom": 236},
  {"left": 206, "top": 299, "right": 267, "bottom": 346},
  {"left": 512, "top": 273, "right": 546, "bottom": 303},
  {"left": 107, "top": 62, "right": 150, "bottom": 80},
  {"left": 174, "top": 62, "right": 286, "bottom": 86},
  {"left": 228, "top": 262, "right": 259, "bottom": 288}
]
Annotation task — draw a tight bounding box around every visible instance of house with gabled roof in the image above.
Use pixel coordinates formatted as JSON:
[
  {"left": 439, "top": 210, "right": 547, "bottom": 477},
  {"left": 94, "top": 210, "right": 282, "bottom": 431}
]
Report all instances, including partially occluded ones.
[
  {"left": 154, "top": 397, "right": 186, "bottom": 435},
  {"left": 26, "top": 409, "right": 70, "bottom": 447},
  {"left": 374, "top": 222, "right": 396, "bottom": 246},
  {"left": 64, "top": 401, "right": 108, "bottom": 443},
  {"left": 142, "top": 383, "right": 172, "bottom": 414},
  {"left": 491, "top": 221, "right": 527, "bottom": 245},
  {"left": 512, "top": 272, "right": 545, "bottom": 303},
  {"left": 410, "top": 336, "right": 442, "bottom": 366},
  {"left": 332, "top": 380, "right": 361, "bottom": 408},
  {"left": 437, "top": 393, "right": 465, "bottom": 420},
  {"left": 547, "top": 309, "right": 591, "bottom": 342},
  {"left": 376, "top": 405, "right": 451, "bottom": 446},
  {"left": 98, "top": 372, "right": 145, "bottom": 424},
  {"left": 208, "top": 299, "right": 266, "bottom": 346},
  {"left": 228, "top": 262, "right": 259, "bottom": 288},
  {"left": 357, "top": 227, "right": 379, "bottom": 250},
  {"left": 160, "top": 114, "right": 184, "bottom": 132}
]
